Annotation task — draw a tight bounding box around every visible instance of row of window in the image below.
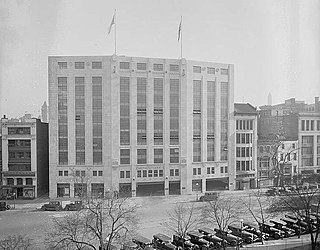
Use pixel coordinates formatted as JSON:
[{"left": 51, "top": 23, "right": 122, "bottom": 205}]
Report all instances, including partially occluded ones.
[
  {"left": 236, "top": 160, "right": 253, "bottom": 171},
  {"left": 120, "top": 148, "right": 179, "bottom": 165},
  {"left": 8, "top": 127, "right": 31, "bottom": 135},
  {"left": 58, "top": 61, "right": 102, "bottom": 70},
  {"left": 137, "top": 169, "right": 164, "bottom": 178},
  {"left": 6, "top": 178, "right": 33, "bottom": 186},
  {"left": 120, "top": 62, "right": 180, "bottom": 72},
  {"left": 236, "top": 133, "right": 253, "bottom": 144},
  {"left": 8, "top": 151, "right": 31, "bottom": 159},
  {"left": 280, "top": 153, "right": 297, "bottom": 161},
  {"left": 8, "top": 140, "right": 31, "bottom": 147},
  {"left": 301, "top": 120, "right": 320, "bottom": 131},
  {"left": 236, "top": 147, "right": 253, "bottom": 158},
  {"left": 236, "top": 120, "right": 253, "bottom": 130},
  {"left": 58, "top": 170, "right": 103, "bottom": 177},
  {"left": 193, "top": 66, "right": 228, "bottom": 75},
  {"left": 193, "top": 166, "right": 228, "bottom": 175}
]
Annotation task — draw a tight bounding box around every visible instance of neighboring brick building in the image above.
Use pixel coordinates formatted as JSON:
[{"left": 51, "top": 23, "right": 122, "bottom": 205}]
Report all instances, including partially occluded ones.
[
  {"left": 234, "top": 103, "right": 258, "bottom": 190},
  {"left": 48, "top": 55, "right": 235, "bottom": 198},
  {"left": 0, "top": 116, "right": 49, "bottom": 199}
]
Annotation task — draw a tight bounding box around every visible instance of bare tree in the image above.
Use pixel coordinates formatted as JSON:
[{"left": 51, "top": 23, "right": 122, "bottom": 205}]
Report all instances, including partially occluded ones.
[
  {"left": 162, "top": 202, "right": 201, "bottom": 249},
  {"left": 47, "top": 192, "right": 139, "bottom": 250},
  {"left": 242, "top": 192, "right": 276, "bottom": 244},
  {"left": 269, "top": 188, "right": 320, "bottom": 250},
  {"left": 0, "top": 235, "right": 33, "bottom": 250}
]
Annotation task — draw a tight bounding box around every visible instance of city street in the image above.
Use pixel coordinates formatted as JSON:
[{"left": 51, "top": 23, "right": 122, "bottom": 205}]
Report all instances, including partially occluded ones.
[{"left": 0, "top": 190, "right": 276, "bottom": 248}]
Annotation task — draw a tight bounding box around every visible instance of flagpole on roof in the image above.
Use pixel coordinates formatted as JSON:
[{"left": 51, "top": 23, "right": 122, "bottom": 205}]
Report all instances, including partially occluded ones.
[
  {"left": 114, "top": 9, "right": 117, "bottom": 55},
  {"left": 180, "top": 16, "right": 182, "bottom": 59}
]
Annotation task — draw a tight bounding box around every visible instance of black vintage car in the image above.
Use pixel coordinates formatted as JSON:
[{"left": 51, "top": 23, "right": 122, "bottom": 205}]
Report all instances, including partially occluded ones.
[
  {"left": 152, "top": 233, "right": 177, "bottom": 250},
  {"left": 269, "top": 219, "right": 295, "bottom": 237},
  {"left": 259, "top": 222, "right": 285, "bottom": 239},
  {"left": 0, "top": 201, "right": 10, "bottom": 211},
  {"left": 280, "top": 217, "right": 302, "bottom": 234},
  {"left": 132, "top": 235, "right": 153, "bottom": 249},
  {"left": 214, "top": 229, "right": 242, "bottom": 247},
  {"left": 242, "top": 222, "right": 269, "bottom": 241},
  {"left": 41, "top": 201, "right": 63, "bottom": 211},
  {"left": 198, "top": 228, "right": 225, "bottom": 247},
  {"left": 187, "top": 231, "right": 213, "bottom": 248},
  {"left": 198, "top": 192, "right": 219, "bottom": 202},
  {"left": 228, "top": 225, "right": 258, "bottom": 243},
  {"left": 64, "top": 200, "right": 83, "bottom": 211},
  {"left": 172, "top": 235, "right": 197, "bottom": 250}
]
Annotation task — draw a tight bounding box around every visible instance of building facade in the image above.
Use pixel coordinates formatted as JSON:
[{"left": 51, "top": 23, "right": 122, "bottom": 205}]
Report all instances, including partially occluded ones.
[
  {"left": 48, "top": 55, "right": 235, "bottom": 198},
  {"left": 0, "top": 116, "right": 49, "bottom": 198},
  {"left": 234, "top": 103, "right": 258, "bottom": 190},
  {"left": 298, "top": 97, "right": 320, "bottom": 175}
]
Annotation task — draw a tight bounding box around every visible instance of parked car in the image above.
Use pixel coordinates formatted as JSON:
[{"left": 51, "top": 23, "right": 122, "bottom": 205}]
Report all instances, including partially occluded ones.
[
  {"left": 172, "top": 235, "right": 196, "bottom": 250},
  {"left": 187, "top": 231, "right": 212, "bottom": 248},
  {"left": 269, "top": 219, "right": 295, "bottom": 237},
  {"left": 242, "top": 222, "right": 269, "bottom": 241},
  {"left": 214, "top": 229, "right": 242, "bottom": 246},
  {"left": 0, "top": 193, "right": 15, "bottom": 200},
  {"left": 259, "top": 222, "right": 285, "bottom": 239},
  {"left": 198, "top": 192, "right": 219, "bottom": 202},
  {"left": 64, "top": 200, "right": 83, "bottom": 211},
  {"left": 0, "top": 201, "right": 10, "bottom": 211},
  {"left": 152, "top": 233, "right": 177, "bottom": 250},
  {"left": 41, "top": 201, "right": 63, "bottom": 211},
  {"left": 228, "top": 225, "right": 258, "bottom": 243},
  {"left": 132, "top": 235, "right": 153, "bottom": 249},
  {"left": 198, "top": 227, "right": 225, "bottom": 247}
]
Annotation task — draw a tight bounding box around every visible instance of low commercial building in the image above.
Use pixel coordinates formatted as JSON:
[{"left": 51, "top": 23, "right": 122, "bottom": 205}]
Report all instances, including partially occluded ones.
[
  {"left": 0, "top": 115, "right": 49, "bottom": 199},
  {"left": 234, "top": 103, "right": 258, "bottom": 190}
]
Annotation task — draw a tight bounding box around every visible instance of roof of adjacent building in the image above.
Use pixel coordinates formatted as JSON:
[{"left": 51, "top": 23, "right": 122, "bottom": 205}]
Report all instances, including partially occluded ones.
[{"left": 234, "top": 103, "right": 257, "bottom": 115}]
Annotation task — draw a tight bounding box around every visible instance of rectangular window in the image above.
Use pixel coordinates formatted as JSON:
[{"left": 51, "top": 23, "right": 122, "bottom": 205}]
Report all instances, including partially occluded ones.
[
  {"left": 59, "top": 171, "right": 63, "bottom": 176},
  {"left": 159, "top": 170, "right": 163, "bottom": 177},
  {"left": 153, "top": 64, "right": 163, "bottom": 71},
  {"left": 193, "top": 66, "right": 201, "bottom": 73},
  {"left": 120, "top": 61, "right": 130, "bottom": 69},
  {"left": 143, "top": 170, "right": 147, "bottom": 177},
  {"left": 137, "top": 77, "right": 147, "bottom": 145},
  {"left": 120, "top": 171, "right": 125, "bottom": 178},
  {"left": 306, "top": 120, "right": 310, "bottom": 131},
  {"left": 76, "top": 170, "right": 80, "bottom": 176},
  {"left": 154, "top": 78, "right": 164, "bottom": 145},
  {"left": 317, "top": 121, "right": 320, "bottom": 131},
  {"left": 75, "top": 62, "right": 85, "bottom": 69},
  {"left": 293, "top": 153, "right": 297, "bottom": 160},
  {"left": 64, "top": 171, "right": 68, "bottom": 176},
  {"left": 120, "top": 77, "right": 130, "bottom": 145},
  {"left": 175, "top": 169, "right": 179, "bottom": 176},
  {"left": 301, "top": 120, "right": 305, "bottom": 131},
  {"left": 92, "top": 61, "right": 102, "bottom": 69},
  {"left": 148, "top": 170, "right": 153, "bottom": 177},
  {"left": 154, "top": 149, "right": 163, "bottom": 163},
  {"left": 221, "top": 68, "right": 228, "bottom": 75},
  {"left": 58, "top": 62, "right": 67, "bottom": 69},
  {"left": 220, "top": 167, "right": 224, "bottom": 173},
  {"left": 137, "top": 63, "right": 147, "bottom": 70},
  {"left": 170, "top": 148, "right": 179, "bottom": 163},
  {"left": 207, "top": 67, "right": 215, "bottom": 74},
  {"left": 197, "top": 168, "right": 201, "bottom": 175},
  {"left": 193, "top": 168, "right": 197, "bottom": 175},
  {"left": 81, "top": 170, "right": 85, "bottom": 177},
  {"left": 125, "top": 171, "right": 130, "bottom": 178},
  {"left": 120, "top": 149, "right": 130, "bottom": 165},
  {"left": 93, "top": 171, "right": 97, "bottom": 176},
  {"left": 225, "top": 166, "right": 228, "bottom": 173},
  {"left": 311, "top": 120, "right": 314, "bottom": 131},
  {"left": 170, "top": 79, "right": 180, "bottom": 145},
  {"left": 98, "top": 171, "right": 103, "bottom": 176},
  {"left": 154, "top": 170, "right": 158, "bottom": 177},
  {"left": 170, "top": 64, "right": 179, "bottom": 72},
  {"left": 137, "top": 149, "right": 147, "bottom": 164},
  {"left": 170, "top": 169, "right": 174, "bottom": 176},
  {"left": 137, "top": 170, "right": 142, "bottom": 178}
]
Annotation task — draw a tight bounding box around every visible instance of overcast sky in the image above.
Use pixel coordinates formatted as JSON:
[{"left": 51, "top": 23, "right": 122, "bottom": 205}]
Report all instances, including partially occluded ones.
[{"left": 0, "top": 0, "right": 319, "bottom": 118}]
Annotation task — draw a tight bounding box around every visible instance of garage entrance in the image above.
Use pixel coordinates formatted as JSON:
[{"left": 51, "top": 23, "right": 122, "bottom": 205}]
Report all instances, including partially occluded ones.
[
  {"left": 136, "top": 182, "right": 164, "bottom": 197},
  {"left": 169, "top": 181, "right": 181, "bottom": 195},
  {"left": 206, "top": 178, "right": 229, "bottom": 191},
  {"left": 119, "top": 183, "right": 132, "bottom": 197}
]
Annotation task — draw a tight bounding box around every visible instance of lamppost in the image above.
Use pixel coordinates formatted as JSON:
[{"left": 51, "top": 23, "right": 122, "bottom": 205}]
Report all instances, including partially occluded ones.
[
  {"left": 195, "top": 182, "right": 199, "bottom": 201},
  {"left": 13, "top": 192, "right": 16, "bottom": 209},
  {"left": 240, "top": 219, "right": 243, "bottom": 247}
]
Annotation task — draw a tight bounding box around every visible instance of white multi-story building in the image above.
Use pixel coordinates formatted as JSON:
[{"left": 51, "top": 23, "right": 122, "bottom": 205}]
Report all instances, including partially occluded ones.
[{"left": 48, "top": 55, "right": 235, "bottom": 198}]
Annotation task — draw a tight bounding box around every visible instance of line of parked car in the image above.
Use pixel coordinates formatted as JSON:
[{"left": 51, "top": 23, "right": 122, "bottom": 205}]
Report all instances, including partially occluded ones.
[
  {"left": 40, "top": 200, "right": 83, "bottom": 211},
  {"left": 129, "top": 212, "right": 319, "bottom": 250}
]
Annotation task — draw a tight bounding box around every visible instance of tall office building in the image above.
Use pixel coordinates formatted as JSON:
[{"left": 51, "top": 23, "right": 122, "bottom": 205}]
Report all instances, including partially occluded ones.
[{"left": 48, "top": 55, "right": 234, "bottom": 198}]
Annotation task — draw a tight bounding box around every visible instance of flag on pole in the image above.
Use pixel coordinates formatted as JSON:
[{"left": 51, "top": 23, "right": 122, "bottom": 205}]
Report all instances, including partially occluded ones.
[
  {"left": 178, "top": 18, "right": 182, "bottom": 41},
  {"left": 108, "top": 13, "right": 115, "bottom": 35}
]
